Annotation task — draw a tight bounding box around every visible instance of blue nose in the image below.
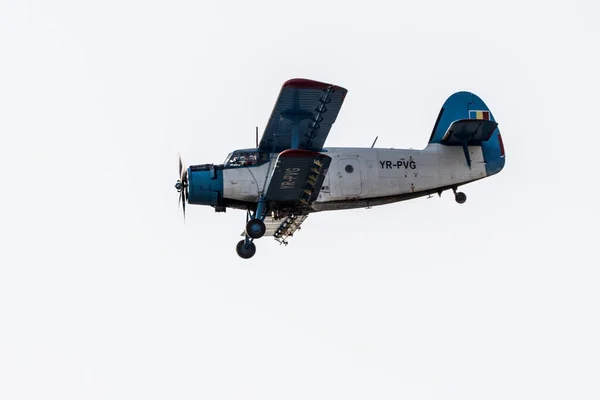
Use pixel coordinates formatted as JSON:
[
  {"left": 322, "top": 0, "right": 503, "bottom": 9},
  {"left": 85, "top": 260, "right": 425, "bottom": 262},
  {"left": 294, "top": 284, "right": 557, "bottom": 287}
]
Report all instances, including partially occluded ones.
[{"left": 187, "top": 165, "right": 224, "bottom": 206}]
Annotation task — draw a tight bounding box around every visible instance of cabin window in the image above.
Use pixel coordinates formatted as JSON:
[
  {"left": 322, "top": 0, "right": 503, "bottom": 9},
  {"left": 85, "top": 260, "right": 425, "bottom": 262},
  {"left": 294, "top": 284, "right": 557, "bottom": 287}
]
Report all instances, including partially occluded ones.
[
  {"left": 224, "top": 150, "right": 268, "bottom": 168},
  {"left": 345, "top": 164, "right": 354, "bottom": 173}
]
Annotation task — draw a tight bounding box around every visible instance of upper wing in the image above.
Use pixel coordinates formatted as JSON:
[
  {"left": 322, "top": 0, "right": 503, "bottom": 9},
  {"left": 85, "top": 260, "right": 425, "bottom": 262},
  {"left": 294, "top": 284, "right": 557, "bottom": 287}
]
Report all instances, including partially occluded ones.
[{"left": 258, "top": 78, "right": 348, "bottom": 153}]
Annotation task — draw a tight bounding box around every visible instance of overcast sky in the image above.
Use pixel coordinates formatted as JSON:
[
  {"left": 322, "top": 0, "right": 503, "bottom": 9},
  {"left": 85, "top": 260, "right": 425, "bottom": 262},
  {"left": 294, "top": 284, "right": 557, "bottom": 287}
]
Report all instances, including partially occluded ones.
[{"left": 1, "top": 1, "right": 599, "bottom": 399}]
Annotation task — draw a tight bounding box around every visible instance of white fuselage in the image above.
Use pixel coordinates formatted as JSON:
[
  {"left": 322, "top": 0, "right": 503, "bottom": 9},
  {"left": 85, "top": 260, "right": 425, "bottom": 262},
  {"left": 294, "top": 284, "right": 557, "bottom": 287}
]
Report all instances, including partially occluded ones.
[{"left": 222, "top": 144, "right": 487, "bottom": 212}]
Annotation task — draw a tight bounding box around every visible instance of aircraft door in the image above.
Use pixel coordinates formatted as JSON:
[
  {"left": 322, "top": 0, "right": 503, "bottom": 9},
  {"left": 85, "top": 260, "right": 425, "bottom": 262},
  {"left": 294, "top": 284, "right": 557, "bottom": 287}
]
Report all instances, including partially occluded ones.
[{"left": 338, "top": 158, "right": 362, "bottom": 196}]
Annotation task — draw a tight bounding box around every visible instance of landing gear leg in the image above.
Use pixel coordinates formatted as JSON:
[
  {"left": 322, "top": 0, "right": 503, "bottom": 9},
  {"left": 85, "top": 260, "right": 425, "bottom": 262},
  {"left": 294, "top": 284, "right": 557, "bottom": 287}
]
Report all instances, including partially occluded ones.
[
  {"left": 453, "top": 187, "right": 467, "bottom": 204},
  {"left": 245, "top": 198, "right": 267, "bottom": 239},
  {"left": 236, "top": 200, "right": 269, "bottom": 259}
]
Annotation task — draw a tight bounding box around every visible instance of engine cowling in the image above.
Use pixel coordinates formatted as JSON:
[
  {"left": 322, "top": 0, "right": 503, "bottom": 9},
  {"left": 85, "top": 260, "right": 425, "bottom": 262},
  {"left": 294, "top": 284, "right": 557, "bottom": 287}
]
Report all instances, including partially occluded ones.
[{"left": 187, "top": 164, "right": 225, "bottom": 210}]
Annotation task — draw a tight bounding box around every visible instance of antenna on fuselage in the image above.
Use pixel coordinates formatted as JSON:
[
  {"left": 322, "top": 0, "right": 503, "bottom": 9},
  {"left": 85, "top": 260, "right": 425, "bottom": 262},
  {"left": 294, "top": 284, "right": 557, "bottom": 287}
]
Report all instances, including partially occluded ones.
[
  {"left": 370, "top": 136, "right": 378, "bottom": 148},
  {"left": 255, "top": 126, "right": 258, "bottom": 148}
]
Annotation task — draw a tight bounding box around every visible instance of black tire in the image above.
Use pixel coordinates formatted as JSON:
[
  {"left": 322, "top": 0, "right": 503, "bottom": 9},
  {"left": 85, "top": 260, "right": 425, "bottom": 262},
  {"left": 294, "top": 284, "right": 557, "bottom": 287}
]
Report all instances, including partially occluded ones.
[
  {"left": 245, "top": 219, "right": 266, "bottom": 239},
  {"left": 455, "top": 192, "right": 467, "bottom": 204},
  {"left": 236, "top": 240, "right": 256, "bottom": 259}
]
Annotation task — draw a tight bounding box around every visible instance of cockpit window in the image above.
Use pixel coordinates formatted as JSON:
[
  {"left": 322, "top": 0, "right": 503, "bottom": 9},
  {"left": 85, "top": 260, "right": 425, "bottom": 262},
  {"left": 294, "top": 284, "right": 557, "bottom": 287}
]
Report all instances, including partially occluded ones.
[{"left": 224, "top": 150, "right": 267, "bottom": 168}]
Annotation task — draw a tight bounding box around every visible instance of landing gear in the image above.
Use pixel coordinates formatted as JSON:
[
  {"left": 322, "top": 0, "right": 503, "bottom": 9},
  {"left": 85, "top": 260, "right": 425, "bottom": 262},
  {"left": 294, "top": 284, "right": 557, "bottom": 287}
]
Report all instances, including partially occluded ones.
[
  {"left": 236, "top": 240, "right": 256, "bottom": 259},
  {"left": 245, "top": 219, "right": 266, "bottom": 239},
  {"left": 453, "top": 188, "right": 467, "bottom": 204},
  {"left": 236, "top": 200, "right": 268, "bottom": 259}
]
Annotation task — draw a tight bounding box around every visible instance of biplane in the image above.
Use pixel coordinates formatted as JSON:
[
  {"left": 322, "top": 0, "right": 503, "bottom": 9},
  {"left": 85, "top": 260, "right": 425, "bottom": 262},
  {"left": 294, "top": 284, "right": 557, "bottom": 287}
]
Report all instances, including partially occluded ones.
[{"left": 175, "top": 78, "right": 505, "bottom": 259}]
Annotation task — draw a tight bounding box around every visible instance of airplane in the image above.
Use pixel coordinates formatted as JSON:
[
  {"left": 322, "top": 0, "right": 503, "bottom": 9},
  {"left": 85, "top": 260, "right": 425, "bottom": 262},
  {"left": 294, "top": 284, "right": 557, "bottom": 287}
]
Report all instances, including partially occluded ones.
[{"left": 175, "top": 78, "right": 505, "bottom": 259}]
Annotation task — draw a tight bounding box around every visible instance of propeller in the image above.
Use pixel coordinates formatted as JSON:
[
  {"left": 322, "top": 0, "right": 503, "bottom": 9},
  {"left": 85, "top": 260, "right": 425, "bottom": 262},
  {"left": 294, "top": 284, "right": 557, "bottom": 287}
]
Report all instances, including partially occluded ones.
[{"left": 175, "top": 153, "right": 188, "bottom": 221}]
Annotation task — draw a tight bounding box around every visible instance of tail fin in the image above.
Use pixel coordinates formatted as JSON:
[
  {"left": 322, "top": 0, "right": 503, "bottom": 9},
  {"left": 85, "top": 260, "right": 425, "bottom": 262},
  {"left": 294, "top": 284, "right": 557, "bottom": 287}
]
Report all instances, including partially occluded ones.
[{"left": 429, "top": 91, "right": 505, "bottom": 176}]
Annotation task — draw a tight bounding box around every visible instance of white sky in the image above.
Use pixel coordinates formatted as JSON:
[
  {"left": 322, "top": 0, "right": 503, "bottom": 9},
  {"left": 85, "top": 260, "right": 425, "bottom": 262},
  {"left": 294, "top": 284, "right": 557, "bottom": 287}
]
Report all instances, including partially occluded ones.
[{"left": 1, "top": 0, "right": 599, "bottom": 399}]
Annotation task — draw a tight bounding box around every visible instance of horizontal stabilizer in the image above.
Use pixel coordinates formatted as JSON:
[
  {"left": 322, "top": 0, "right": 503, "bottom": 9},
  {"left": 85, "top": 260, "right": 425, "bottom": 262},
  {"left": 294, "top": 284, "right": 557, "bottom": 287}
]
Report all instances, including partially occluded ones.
[{"left": 441, "top": 119, "right": 498, "bottom": 146}]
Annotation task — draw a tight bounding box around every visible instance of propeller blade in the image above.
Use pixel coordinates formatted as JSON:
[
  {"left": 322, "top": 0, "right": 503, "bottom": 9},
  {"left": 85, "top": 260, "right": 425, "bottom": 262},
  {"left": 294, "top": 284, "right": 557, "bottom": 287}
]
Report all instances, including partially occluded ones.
[
  {"left": 182, "top": 192, "right": 186, "bottom": 221},
  {"left": 176, "top": 153, "right": 188, "bottom": 222}
]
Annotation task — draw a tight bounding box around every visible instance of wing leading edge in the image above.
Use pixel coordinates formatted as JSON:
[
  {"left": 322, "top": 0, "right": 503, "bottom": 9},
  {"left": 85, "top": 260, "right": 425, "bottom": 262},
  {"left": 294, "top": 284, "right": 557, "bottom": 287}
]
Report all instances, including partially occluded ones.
[{"left": 258, "top": 78, "right": 348, "bottom": 153}]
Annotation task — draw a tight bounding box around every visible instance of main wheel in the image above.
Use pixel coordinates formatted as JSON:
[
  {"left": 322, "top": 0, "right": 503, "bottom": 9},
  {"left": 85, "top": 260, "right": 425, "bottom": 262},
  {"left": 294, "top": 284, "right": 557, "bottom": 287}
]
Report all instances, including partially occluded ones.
[
  {"left": 455, "top": 191, "right": 467, "bottom": 204},
  {"left": 236, "top": 240, "right": 256, "bottom": 259},
  {"left": 245, "top": 219, "right": 266, "bottom": 239}
]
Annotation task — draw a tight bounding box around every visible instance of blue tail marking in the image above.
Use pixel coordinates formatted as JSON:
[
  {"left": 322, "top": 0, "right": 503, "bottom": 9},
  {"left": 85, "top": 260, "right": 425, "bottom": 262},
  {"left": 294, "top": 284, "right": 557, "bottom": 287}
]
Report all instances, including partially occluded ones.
[{"left": 429, "top": 91, "right": 505, "bottom": 176}]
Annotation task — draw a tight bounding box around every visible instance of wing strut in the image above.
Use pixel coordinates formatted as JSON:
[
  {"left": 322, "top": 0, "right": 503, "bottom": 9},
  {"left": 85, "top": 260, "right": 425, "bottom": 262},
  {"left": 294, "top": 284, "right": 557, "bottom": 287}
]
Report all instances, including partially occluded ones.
[{"left": 291, "top": 121, "right": 300, "bottom": 149}]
